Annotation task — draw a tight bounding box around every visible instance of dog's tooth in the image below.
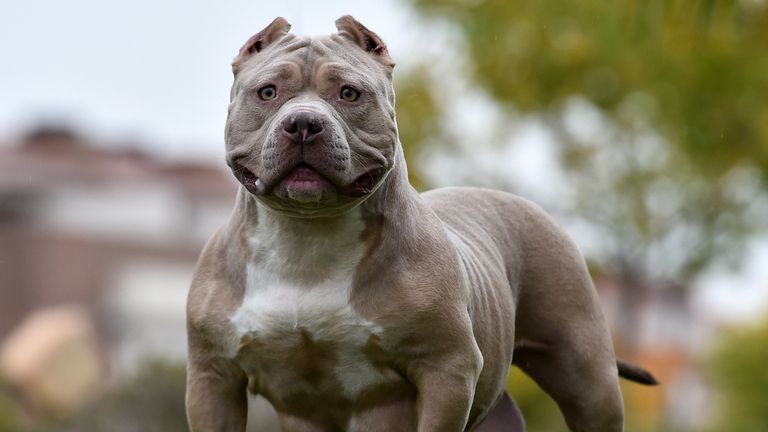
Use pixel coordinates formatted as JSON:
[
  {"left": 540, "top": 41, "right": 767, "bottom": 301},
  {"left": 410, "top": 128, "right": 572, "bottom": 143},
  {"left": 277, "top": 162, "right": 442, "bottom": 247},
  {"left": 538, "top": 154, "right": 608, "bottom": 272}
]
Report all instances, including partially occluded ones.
[{"left": 254, "top": 178, "right": 267, "bottom": 194}]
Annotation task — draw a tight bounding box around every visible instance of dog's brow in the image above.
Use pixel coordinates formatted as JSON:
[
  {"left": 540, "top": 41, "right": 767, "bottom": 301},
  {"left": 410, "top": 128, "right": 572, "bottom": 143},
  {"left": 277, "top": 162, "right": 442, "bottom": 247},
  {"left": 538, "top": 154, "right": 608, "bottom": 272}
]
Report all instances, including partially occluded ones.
[
  {"left": 315, "top": 62, "right": 373, "bottom": 89},
  {"left": 244, "top": 61, "right": 303, "bottom": 89},
  {"left": 273, "top": 62, "right": 302, "bottom": 80}
]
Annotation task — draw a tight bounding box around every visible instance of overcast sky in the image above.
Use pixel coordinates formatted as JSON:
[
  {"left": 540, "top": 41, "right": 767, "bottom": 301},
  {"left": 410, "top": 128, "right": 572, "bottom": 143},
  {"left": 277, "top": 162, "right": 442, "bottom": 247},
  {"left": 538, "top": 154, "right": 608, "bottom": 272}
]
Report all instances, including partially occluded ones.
[{"left": 0, "top": 0, "right": 416, "bottom": 159}]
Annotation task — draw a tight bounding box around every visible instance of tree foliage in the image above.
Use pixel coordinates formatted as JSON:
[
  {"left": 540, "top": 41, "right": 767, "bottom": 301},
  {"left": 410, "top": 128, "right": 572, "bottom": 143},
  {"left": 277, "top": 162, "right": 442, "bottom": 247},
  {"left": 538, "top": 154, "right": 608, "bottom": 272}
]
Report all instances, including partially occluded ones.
[
  {"left": 394, "top": 67, "right": 442, "bottom": 191},
  {"left": 400, "top": 0, "right": 768, "bottom": 289},
  {"left": 47, "top": 360, "right": 188, "bottom": 432},
  {"left": 409, "top": 0, "right": 768, "bottom": 179},
  {"left": 707, "top": 317, "right": 768, "bottom": 431}
]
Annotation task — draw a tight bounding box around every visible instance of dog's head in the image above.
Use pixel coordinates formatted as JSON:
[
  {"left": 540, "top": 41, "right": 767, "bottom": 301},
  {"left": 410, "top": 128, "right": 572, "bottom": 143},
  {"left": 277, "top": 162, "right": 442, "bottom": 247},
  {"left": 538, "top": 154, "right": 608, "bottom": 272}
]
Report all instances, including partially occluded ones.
[{"left": 225, "top": 16, "right": 397, "bottom": 218}]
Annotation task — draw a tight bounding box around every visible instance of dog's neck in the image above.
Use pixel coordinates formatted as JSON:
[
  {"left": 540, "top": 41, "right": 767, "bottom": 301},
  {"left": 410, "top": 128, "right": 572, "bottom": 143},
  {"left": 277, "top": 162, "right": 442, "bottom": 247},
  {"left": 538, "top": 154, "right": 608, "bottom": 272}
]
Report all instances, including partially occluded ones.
[{"left": 233, "top": 146, "right": 421, "bottom": 276}]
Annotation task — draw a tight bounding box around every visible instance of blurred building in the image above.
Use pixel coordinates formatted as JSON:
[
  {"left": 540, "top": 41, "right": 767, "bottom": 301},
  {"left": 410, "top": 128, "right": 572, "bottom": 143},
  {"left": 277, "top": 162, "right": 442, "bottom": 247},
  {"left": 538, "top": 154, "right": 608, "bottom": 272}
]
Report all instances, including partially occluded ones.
[
  {"left": 0, "top": 125, "right": 237, "bottom": 376},
  {"left": 595, "top": 273, "right": 711, "bottom": 430}
]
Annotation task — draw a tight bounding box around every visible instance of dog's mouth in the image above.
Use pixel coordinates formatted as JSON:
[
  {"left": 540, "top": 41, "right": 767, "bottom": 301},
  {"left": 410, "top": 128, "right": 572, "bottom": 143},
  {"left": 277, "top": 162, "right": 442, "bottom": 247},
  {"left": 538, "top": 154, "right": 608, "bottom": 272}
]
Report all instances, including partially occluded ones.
[
  {"left": 276, "top": 163, "right": 335, "bottom": 203},
  {"left": 239, "top": 166, "right": 268, "bottom": 196},
  {"left": 342, "top": 166, "right": 386, "bottom": 197},
  {"left": 237, "top": 163, "right": 386, "bottom": 200}
]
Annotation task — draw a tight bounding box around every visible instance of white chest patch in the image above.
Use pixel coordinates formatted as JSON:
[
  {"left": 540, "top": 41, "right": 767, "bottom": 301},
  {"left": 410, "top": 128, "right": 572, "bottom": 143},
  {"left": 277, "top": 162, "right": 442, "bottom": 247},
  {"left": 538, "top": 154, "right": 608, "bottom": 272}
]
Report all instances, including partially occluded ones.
[{"left": 229, "top": 208, "right": 397, "bottom": 400}]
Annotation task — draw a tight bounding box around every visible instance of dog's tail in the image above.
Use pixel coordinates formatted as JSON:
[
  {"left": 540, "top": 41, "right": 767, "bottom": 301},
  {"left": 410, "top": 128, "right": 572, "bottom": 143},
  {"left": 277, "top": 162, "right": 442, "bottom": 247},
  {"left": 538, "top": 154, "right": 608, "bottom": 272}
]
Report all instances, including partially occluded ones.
[{"left": 617, "top": 360, "right": 659, "bottom": 385}]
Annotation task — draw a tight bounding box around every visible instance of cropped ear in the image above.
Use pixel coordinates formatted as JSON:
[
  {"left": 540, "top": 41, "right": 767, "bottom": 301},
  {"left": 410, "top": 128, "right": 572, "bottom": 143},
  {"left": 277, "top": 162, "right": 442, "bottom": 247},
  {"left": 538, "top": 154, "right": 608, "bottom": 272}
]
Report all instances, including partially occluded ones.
[
  {"left": 335, "top": 15, "right": 395, "bottom": 68},
  {"left": 232, "top": 17, "right": 291, "bottom": 74}
]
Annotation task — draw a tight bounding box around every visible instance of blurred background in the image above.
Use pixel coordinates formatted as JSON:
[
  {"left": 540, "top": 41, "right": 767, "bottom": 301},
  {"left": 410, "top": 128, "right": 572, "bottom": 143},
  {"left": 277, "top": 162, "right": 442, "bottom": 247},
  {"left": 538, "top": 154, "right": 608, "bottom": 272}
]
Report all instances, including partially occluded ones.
[{"left": 1, "top": 0, "right": 767, "bottom": 431}]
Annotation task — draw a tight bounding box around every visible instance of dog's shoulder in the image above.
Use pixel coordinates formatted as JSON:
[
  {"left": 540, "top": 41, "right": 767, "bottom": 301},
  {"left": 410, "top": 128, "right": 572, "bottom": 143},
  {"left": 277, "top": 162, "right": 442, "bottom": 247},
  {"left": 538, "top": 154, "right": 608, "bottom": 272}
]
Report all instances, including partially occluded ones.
[{"left": 187, "top": 222, "right": 247, "bottom": 342}]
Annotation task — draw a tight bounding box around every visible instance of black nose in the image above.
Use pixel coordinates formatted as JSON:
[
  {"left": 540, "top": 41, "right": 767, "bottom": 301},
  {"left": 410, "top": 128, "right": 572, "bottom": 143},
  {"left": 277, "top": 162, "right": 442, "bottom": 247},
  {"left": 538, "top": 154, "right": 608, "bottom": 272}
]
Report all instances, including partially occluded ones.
[{"left": 281, "top": 112, "right": 324, "bottom": 145}]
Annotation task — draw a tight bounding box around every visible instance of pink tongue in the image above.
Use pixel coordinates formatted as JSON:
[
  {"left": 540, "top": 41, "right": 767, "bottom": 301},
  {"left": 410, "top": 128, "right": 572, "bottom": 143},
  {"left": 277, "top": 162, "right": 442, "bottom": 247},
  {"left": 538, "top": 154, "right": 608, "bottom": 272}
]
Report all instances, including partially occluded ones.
[
  {"left": 281, "top": 166, "right": 334, "bottom": 197},
  {"left": 285, "top": 165, "right": 326, "bottom": 182}
]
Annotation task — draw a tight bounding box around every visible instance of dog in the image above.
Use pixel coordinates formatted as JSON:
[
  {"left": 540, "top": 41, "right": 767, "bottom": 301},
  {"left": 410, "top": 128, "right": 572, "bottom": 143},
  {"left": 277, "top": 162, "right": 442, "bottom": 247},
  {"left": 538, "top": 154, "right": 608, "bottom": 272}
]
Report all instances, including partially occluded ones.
[{"left": 185, "top": 16, "right": 656, "bottom": 432}]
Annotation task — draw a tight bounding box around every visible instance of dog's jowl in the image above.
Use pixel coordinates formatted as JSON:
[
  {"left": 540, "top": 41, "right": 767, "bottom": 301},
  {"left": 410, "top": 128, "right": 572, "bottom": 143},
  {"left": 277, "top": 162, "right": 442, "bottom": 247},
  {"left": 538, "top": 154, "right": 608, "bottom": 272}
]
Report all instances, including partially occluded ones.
[{"left": 185, "top": 16, "right": 656, "bottom": 432}]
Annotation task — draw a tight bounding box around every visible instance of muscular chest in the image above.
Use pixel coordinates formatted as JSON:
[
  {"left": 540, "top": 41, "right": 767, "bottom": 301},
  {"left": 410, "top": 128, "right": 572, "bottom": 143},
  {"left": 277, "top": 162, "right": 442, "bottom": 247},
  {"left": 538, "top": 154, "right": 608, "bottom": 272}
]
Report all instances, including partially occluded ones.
[{"left": 228, "top": 210, "right": 404, "bottom": 406}]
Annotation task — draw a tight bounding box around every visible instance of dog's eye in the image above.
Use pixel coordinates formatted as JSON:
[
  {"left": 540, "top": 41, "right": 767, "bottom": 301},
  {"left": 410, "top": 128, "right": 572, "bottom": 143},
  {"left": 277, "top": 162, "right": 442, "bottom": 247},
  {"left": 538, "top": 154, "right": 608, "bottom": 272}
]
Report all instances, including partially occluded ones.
[
  {"left": 340, "top": 86, "right": 359, "bottom": 102},
  {"left": 258, "top": 85, "right": 277, "bottom": 101}
]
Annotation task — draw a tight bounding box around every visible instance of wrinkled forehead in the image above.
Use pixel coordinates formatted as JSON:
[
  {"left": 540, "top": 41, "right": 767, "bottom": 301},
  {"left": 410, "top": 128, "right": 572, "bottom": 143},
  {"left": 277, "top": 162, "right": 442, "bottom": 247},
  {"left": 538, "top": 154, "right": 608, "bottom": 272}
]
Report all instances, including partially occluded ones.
[{"left": 234, "top": 34, "right": 393, "bottom": 92}]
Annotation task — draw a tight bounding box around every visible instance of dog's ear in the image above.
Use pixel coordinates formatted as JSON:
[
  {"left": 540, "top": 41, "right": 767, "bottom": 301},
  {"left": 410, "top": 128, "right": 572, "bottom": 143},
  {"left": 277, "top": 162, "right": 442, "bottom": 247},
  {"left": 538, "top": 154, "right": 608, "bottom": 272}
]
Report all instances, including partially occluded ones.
[
  {"left": 335, "top": 15, "right": 395, "bottom": 68},
  {"left": 232, "top": 17, "right": 291, "bottom": 74}
]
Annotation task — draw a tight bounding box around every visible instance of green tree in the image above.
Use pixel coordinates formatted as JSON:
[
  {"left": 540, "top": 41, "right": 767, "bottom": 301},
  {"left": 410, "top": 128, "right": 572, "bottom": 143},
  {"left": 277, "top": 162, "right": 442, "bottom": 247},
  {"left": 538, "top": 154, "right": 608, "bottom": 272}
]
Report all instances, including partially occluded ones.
[
  {"left": 707, "top": 316, "right": 768, "bottom": 431},
  {"left": 48, "top": 360, "right": 188, "bottom": 432},
  {"left": 409, "top": 0, "right": 768, "bottom": 179},
  {"left": 402, "top": 0, "right": 768, "bottom": 273},
  {"left": 400, "top": 0, "right": 768, "bottom": 331},
  {"left": 0, "top": 387, "right": 22, "bottom": 432},
  {"left": 394, "top": 67, "right": 443, "bottom": 191}
]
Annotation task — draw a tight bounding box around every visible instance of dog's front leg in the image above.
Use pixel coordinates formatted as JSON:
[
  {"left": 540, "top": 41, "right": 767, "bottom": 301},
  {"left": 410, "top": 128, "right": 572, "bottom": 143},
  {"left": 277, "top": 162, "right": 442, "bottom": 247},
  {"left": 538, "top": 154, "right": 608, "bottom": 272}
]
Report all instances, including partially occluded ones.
[
  {"left": 186, "top": 331, "right": 248, "bottom": 431},
  {"left": 408, "top": 332, "right": 484, "bottom": 432}
]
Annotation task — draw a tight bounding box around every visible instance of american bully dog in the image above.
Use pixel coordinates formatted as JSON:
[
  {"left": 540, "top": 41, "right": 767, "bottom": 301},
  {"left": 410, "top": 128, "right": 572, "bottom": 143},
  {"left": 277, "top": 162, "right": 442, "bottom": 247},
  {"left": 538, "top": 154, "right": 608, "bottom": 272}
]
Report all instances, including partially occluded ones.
[{"left": 185, "top": 16, "right": 656, "bottom": 432}]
